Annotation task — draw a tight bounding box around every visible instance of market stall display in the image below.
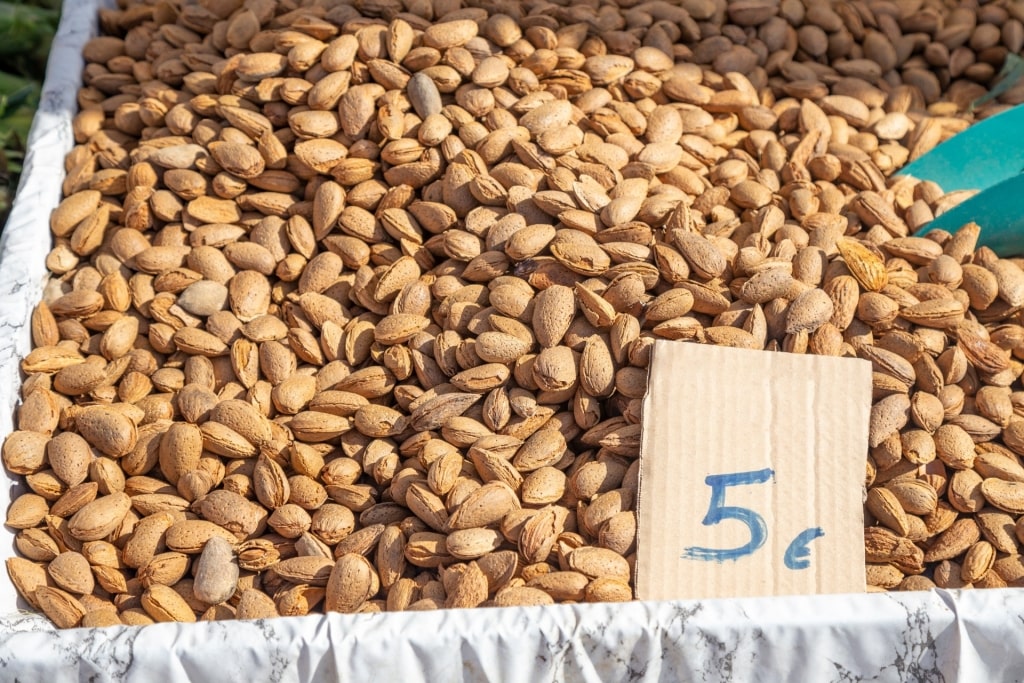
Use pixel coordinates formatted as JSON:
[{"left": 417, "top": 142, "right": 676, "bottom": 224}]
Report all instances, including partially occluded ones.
[{"left": 4, "top": 0, "right": 1024, "bottom": 679}]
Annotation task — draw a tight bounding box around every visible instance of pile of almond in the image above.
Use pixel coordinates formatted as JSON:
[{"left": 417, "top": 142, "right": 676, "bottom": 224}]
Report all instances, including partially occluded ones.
[{"left": 7, "top": 0, "right": 1024, "bottom": 628}]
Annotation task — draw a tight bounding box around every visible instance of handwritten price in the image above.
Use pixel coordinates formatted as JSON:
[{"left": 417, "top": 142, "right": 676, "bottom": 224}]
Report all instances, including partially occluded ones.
[{"left": 680, "top": 468, "right": 825, "bottom": 570}]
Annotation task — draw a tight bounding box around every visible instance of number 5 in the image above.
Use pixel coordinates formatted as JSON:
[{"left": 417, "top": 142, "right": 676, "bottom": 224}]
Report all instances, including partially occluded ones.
[{"left": 681, "top": 468, "right": 773, "bottom": 563}]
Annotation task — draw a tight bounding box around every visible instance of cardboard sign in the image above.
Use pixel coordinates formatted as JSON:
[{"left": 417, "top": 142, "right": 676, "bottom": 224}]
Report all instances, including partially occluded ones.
[{"left": 636, "top": 342, "right": 872, "bottom": 601}]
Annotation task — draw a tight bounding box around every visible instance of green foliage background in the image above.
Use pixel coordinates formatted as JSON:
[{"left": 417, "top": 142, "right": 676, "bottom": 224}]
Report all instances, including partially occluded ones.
[{"left": 0, "top": 0, "right": 60, "bottom": 224}]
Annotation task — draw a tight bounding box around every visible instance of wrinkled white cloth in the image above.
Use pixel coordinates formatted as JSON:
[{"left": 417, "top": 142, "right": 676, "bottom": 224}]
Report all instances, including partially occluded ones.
[
  {"left": 1, "top": 1, "right": 1023, "bottom": 681},
  {"left": 1, "top": 588, "right": 1023, "bottom": 682}
]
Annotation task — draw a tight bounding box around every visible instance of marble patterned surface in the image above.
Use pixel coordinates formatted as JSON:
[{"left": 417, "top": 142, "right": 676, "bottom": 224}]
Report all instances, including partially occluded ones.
[
  {"left": 1, "top": 0, "right": 1024, "bottom": 680},
  {"left": 1, "top": 588, "right": 1024, "bottom": 681}
]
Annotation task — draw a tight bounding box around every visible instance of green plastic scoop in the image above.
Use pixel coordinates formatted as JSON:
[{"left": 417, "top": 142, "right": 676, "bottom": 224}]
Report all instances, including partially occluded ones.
[{"left": 904, "top": 54, "right": 1024, "bottom": 256}]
